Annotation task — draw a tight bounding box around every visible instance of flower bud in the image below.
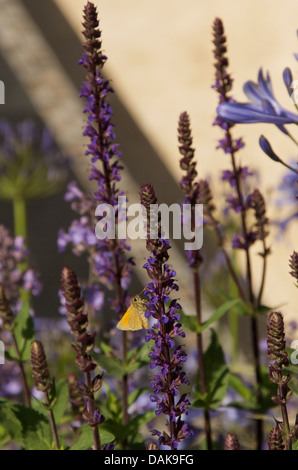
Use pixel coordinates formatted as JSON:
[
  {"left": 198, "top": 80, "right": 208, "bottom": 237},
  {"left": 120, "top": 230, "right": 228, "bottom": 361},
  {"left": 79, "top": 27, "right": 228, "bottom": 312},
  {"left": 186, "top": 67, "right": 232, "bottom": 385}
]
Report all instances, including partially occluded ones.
[{"left": 31, "top": 340, "right": 51, "bottom": 392}]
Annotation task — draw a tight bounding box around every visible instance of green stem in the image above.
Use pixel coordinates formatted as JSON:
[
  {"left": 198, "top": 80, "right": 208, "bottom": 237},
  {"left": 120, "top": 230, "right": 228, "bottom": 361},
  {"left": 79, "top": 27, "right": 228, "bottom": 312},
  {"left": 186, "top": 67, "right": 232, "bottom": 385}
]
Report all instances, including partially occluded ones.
[
  {"left": 228, "top": 309, "right": 239, "bottom": 366},
  {"left": 84, "top": 371, "right": 102, "bottom": 450},
  {"left": 11, "top": 333, "right": 31, "bottom": 408},
  {"left": 13, "top": 197, "right": 28, "bottom": 241},
  {"left": 12, "top": 197, "right": 30, "bottom": 303},
  {"left": 44, "top": 393, "right": 60, "bottom": 450}
]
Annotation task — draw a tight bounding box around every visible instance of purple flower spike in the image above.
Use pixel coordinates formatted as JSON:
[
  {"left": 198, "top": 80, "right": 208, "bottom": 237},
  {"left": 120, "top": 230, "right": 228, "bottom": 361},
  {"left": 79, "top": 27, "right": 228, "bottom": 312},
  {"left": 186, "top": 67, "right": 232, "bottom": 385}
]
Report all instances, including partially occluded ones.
[{"left": 140, "top": 184, "right": 192, "bottom": 450}]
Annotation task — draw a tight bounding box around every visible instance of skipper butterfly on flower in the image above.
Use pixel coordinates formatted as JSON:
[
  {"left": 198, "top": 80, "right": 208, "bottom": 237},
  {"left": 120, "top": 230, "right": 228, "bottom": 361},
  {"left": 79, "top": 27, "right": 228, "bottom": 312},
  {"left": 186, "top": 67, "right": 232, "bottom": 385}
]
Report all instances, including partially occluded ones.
[{"left": 117, "top": 292, "right": 149, "bottom": 331}]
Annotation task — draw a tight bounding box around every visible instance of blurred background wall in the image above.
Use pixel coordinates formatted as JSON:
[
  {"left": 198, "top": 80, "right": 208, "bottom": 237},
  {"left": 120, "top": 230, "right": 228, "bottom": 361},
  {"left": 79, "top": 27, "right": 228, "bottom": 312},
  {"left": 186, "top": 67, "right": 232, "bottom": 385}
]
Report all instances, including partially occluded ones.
[{"left": 0, "top": 0, "right": 296, "bottom": 334}]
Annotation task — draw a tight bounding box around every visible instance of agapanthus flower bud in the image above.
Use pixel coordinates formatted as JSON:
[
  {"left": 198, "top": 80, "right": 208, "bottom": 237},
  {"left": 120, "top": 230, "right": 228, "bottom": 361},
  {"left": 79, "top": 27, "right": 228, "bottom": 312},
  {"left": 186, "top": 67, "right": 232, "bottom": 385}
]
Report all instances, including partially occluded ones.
[
  {"left": 259, "top": 135, "right": 282, "bottom": 163},
  {"left": 30, "top": 340, "right": 51, "bottom": 392},
  {"left": 224, "top": 432, "right": 240, "bottom": 450},
  {"left": 283, "top": 67, "right": 293, "bottom": 98}
]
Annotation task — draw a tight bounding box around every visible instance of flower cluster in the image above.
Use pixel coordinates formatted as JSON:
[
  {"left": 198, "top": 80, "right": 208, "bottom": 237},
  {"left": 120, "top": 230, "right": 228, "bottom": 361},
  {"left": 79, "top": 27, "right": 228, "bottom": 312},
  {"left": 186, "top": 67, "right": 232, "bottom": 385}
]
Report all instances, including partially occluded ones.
[
  {"left": 60, "top": 266, "right": 104, "bottom": 436},
  {"left": 212, "top": 18, "right": 244, "bottom": 154},
  {"left": 267, "top": 311, "right": 292, "bottom": 405},
  {"left": 215, "top": 31, "right": 298, "bottom": 173},
  {"left": 289, "top": 251, "right": 298, "bottom": 286},
  {"left": 30, "top": 340, "right": 51, "bottom": 393},
  {"left": 0, "top": 285, "right": 13, "bottom": 331},
  {"left": 0, "top": 224, "right": 42, "bottom": 307},
  {"left": 140, "top": 183, "right": 192, "bottom": 449},
  {"left": 267, "top": 311, "right": 296, "bottom": 450},
  {"left": 224, "top": 432, "right": 240, "bottom": 450},
  {"left": 60, "top": 266, "right": 97, "bottom": 374},
  {"left": 268, "top": 426, "right": 285, "bottom": 450},
  {"left": 178, "top": 111, "right": 203, "bottom": 269},
  {"left": 217, "top": 68, "right": 298, "bottom": 127},
  {"left": 79, "top": 1, "right": 123, "bottom": 206},
  {"left": 59, "top": 2, "right": 134, "bottom": 318},
  {"left": 0, "top": 119, "right": 70, "bottom": 200}
]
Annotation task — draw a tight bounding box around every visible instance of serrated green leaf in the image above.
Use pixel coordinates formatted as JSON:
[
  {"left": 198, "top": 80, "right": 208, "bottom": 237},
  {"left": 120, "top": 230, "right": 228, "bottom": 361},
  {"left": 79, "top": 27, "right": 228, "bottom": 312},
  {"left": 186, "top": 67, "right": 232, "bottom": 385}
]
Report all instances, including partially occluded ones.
[
  {"left": 70, "top": 423, "right": 114, "bottom": 450},
  {"left": 22, "top": 424, "right": 52, "bottom": 450},
  {"left": 96, "top": 353, "right": 125, "bottom": 378},
  {"left": 0, "top": 402, "right": 23, "bottom": 443},
  {"left": 0, "top": 400, "right": 51, "bottom": 449}
]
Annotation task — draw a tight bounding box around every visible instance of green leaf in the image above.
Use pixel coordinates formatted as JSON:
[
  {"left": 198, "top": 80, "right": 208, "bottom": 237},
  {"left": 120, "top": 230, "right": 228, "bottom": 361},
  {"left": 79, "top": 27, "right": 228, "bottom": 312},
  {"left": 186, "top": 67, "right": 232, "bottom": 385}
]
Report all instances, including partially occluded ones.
[
  {"left": 197, "top": 299, "right": 241, "bottom": 333},
  {"left": 102, "top": 411, "right": 155, "bottom": 449},
  {"left": 200, "top": 329, "right": 229, "bottom": 409},
  {"left": 0, "top": 400, "right": 23, "bottom": 443},
  {"left": 179, "top": 299, "right": 240, "bottom": 334},
  {"left": 102, "top": 389, "right": 122, "bottom": 421},
  {"left": 228, "top": 373, "right": 252, "bottom": 401},
  {"left": 178, "top": 311, "right": 198, "bottom": 333},
  {"left": 292, "top": 439, "right": 298, "bottom": 450},
  {"left": 9, "top": 300, "right": 34, "bottom": 362},
  {"left": 0, "top": 400, "right": 52, "bottom": 449},
  {"left": 125, "top": 342, "right": 151, "bottom": 374},
  {"left": 70, "top": 423, "right": 114, "bottom": 450},
  {"left": 96, "top": 353, "right": 125, "bottom": 378},
  {"left": 51, "top": 379, "right": 69, "bottom": 424}
]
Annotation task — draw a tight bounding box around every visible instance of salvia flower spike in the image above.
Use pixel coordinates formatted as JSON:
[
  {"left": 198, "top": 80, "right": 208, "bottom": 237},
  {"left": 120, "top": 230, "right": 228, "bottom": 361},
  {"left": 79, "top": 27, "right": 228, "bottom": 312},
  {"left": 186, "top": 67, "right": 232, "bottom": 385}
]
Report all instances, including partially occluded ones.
[
  {"left": 267, "top": 311, "right": 292, "bottom": 450},
  {"left": 30, "top": 340, "right": 60, "bottom": 450},
  {"left": 60, "top": 265, "right": 104, "bottom": 450},
  {"left": 31, "top": 340, "right": 51, "bottom": 392},
  {"left": 140, "top": 183, "right": 193, "bottom": 450},
  {"left": 289, "top": 251, "right": 298, "bottom": 286},
  {"left": 224, "top": 432, "right": 240, "bottom": 450}
]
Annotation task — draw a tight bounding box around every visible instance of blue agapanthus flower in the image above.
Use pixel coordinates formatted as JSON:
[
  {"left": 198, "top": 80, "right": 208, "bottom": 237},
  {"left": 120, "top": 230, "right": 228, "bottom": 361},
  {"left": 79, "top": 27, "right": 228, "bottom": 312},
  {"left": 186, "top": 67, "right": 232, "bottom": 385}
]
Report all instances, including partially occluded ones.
[{"left": 217, "top": 68, "right": 298, "bottom": 126}]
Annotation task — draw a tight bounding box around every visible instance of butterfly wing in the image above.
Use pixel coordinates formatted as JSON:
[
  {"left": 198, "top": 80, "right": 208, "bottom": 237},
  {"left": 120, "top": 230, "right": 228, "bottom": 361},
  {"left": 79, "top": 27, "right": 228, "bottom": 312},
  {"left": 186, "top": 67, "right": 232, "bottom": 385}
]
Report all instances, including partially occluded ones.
[
  {"left": 136, "top": 300, "right": 149, "bottom": 329},
  {"left": 117, "top": 296, "right": 149, "bottom": 331},
  {"left": 116, "top": 303, "right": 144, "bottom": 331}
]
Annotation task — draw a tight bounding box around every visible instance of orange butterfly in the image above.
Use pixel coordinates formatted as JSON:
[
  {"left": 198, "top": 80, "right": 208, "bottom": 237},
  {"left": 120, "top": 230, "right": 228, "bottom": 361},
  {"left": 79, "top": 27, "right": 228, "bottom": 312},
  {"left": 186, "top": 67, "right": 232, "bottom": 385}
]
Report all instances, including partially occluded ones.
[{"left": 117, "top": 293, "right": 149, "bottom": 331}]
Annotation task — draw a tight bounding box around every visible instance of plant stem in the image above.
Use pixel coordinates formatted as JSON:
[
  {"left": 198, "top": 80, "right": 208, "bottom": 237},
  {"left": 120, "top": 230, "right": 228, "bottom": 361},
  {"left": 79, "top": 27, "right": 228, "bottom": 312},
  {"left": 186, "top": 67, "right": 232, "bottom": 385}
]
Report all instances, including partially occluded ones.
[
  {"left": 227, "top": 129, "right": 263, "bottom": 450},
  {"left": 193, "top": 268, "right": 212, "bottom": 450},
  {"left": 11, "top": 333, "right": 31, "bottom": 408},
  {"left": 44, "top": 392, "right": 60, "bottom": 450},
  {"left": 13, "top": 197, "right": 28, "bottom": 241},
  {"left": 84, "top": 371, "right": 102, "bottom": 450},
  {"left": 12, "top": 197, "right": 30, "bottom": 303},
  {"left": 157, "top": 268, "right": 177, "bottom": 449}
]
